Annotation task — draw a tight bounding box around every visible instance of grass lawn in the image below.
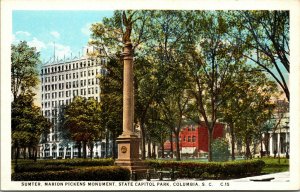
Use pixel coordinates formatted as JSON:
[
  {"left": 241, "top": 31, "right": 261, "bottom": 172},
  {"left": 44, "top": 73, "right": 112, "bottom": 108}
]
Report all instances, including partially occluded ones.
[{"left": 258, "top": 157, "right": 289, "bottom": 174}]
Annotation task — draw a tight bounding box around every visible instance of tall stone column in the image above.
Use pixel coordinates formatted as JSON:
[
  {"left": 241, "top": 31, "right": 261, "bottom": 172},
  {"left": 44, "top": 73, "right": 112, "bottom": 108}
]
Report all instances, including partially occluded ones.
[
  {"left": 115, "top": 42, "right": 144, "bottom": 172},
  {"left": 121, "top": 42, "right": 135, "bottom": 137}
]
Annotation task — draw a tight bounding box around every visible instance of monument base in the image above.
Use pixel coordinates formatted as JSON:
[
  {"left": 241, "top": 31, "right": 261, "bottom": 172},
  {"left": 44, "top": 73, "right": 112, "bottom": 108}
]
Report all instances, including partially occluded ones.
[{"left": 115, "top": 135, "right": 147, "bottom": 173}]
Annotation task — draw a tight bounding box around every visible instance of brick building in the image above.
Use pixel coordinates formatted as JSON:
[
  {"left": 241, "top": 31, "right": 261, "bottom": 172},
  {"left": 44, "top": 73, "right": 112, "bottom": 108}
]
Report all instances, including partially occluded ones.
[{"left": 163, "top": 122, "right": 224, "bottom": 157}]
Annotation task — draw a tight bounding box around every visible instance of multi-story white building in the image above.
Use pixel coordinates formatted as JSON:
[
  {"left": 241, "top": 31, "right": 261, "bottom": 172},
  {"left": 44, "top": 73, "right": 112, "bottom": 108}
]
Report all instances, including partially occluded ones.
[{"left": 39, "top": 46, "right": 111, "bottom": 159}]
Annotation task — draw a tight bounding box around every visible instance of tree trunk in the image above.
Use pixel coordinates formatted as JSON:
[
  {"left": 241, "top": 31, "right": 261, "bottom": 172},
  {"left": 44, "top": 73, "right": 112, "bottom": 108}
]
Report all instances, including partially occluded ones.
[
  {"left": 23, "top": 147, "right": 27, "bottom": 159},
  {"left": 28, "top": 147, "right": 32, "bottom": 159},
  {"left": 230, "top": 122, "right": 235, "bottom": 160},
  {"left": 141, "top": 123, "right": 146, "bottom": 160},
  {"left": 260, "top": 134, "right": 263, "bottom": 158},
  {"left": 34, "top": 147, "right": 37, "bottom": 162},
  {"left": 208, "top": 129, "right": 213, "bottom": 162},
  {"left": 245, "top": 136, "right": 252, "bottom": 159},
  {"left": 161, "top": 141, "right": 165, "bottom": 158},
  {"left": 105, "top": 131, "right": 109, "bottom": 158},
  {"left": 112, "top": 136, "right": 117, "bottom": 159},
  {"left": 11, "top": 146, "right": 14, "bottom": 160},
  {"left": 16, "top": 147, "right": 20, "bottom": 159},
  {"left": 152, "top": 143, "right": 156, "bottom": 159},
  {"left": 264, "top": 133, "right": 270, "bottom": 156},
  {"left": 175, "top": 131, "right": 181, "bottom": 161},
  {"left": 83, "top": 141, "right": 87, "bottom": 158},
  {"left": 90, "top": 143, "right": 94, "bottom": 159},
  {"left": 147, "top": 139, "right": 151, "bottom": 159},
  {"left": 78, "top": 142, "right": 82, "bottom": 158},
  {"left": 15, "top": 146, "right": 20, "bottom": 166},
  {"left": 170, "top": 130, "right": 173, "bottom": 158}
]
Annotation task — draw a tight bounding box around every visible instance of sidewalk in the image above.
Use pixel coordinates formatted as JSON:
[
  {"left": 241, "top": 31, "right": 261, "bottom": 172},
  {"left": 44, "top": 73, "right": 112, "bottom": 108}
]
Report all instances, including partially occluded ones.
[
  {"left": 143, "top": 172, "right": 290, "bottom": 182},
  {"left": 231, "top": 171, "right": 290, "bottom": 182}
]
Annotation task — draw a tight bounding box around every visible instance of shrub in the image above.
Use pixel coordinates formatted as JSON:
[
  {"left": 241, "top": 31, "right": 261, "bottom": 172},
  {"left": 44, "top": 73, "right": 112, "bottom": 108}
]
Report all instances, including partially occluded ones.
[
  {"left": 146, "top": 159, "right": 265, "bottom": 179},
  {"left": 212, "top": 138, "right": 230, "bottom": 162},
  {"left": 12, "top": 166, "right": 130, "bottom": 181}
]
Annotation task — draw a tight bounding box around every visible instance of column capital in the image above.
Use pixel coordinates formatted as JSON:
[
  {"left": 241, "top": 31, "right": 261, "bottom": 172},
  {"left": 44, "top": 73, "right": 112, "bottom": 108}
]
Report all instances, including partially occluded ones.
[{"left": 122, "top": 42, "right": 133, "bottom": 60}]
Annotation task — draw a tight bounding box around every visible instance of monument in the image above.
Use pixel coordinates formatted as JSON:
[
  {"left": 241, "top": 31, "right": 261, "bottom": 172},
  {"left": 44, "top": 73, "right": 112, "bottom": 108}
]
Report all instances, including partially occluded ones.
[{"left": 115, "top": 11, "right": 145, "bottom": 173}]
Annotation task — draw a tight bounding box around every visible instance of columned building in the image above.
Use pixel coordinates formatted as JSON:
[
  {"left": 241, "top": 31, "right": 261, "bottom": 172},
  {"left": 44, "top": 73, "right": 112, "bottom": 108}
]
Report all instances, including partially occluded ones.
[{"left": 39, "top": 46, "right": 111, "bottom": 159}]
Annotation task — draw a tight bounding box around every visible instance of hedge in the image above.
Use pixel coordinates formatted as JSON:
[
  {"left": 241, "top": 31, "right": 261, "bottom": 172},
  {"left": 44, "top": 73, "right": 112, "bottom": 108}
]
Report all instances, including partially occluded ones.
[
  {"left": 12, "top": 166, "right": 130, "bottom": 181},
  {"left": 146, "top": 159, "right": 265, "bottom": 179},
  {"left": 14, "top": 164, "right": 73, "bottom": 173},
  {"left": 14, "top": 159, "right": 114, "bottom": 173},
  {"left": 37, "top": 158, "right": 114, "bottom": 167}
]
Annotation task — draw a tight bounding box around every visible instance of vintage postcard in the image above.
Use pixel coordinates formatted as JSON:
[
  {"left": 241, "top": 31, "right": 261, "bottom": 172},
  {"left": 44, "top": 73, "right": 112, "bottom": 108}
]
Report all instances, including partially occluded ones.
[{"left": 1, "top": 0, "right": 300, "bottom": 191}]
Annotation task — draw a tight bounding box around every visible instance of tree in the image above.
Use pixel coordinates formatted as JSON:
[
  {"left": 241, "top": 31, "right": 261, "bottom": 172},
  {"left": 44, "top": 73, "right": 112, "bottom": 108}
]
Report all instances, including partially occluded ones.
[
  {"left": 184, "top": 11, "right": 245, "bottom": 161},
  {"left": 98, "top": 58, "right": 123, "bottom": 159},
  {"left": 11, "top": 41, "right": 40, "bottom": 100},
  {"left": 11, "top": 41, "right": 50, "bottom": 162},
  {"left": 234, "top": 11, "right": 289, "bottom": 101},
  {"left": 228, "top": 69, "right": 279, "bottom": 159},
  {"left": 11, "top": 92, "right": 51, "bottom": 162},
  {"left": 218, "top": 63, "right": 279, "bottom": 159},
  {"left": 63, "top": 96, "right": 102, "bottom": 158},
  {"left": 138, "top": 10, "right": 192, "bottom": 160}
]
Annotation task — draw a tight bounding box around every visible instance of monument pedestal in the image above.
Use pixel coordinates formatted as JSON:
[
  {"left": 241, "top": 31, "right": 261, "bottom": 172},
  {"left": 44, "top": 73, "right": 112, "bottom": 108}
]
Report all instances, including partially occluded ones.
[{"left": 115, "top": 134, "right": 146, "bottom": 172}]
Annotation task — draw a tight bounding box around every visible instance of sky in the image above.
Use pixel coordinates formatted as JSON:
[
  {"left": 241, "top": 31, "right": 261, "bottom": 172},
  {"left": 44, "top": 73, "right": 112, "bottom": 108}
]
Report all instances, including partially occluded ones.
[
  {"left": 12, "top": 11, "right": 114, "bottom": 63},
  {"left": 12, "top": 10, "right": 289, "bottom": 98}
]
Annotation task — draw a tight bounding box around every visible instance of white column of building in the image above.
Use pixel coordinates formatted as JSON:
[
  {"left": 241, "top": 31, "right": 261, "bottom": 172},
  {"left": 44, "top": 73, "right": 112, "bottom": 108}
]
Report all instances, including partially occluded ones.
[
  {"left": 42, "top": 144, "right": 45, "bottom": 158},
  {"left": 63, "top": 146, "right": 67, "bottom": 159},
  {"left": 56, "top": 143, "right": 59, "bottom": 158},
  {"left": 269, "top": 134, "right": 273, "bottom": 155},
  {"left": 71, "top": 145, "right": 73, "bottom": 159},
  {"left": 98, "top": 143, "right": 101, "bottom": 158},
  {"left": 277, "top": 133, "right": 280, "bottom": 155},
  {"left": 49, "top": 143, "right": 53, "bottom": 157},
  {"left": 286, "top": 132, "right": 288, "bottom": 152},
  {"left": 262, "top": 133, "right": 266, "bottom": 151}
]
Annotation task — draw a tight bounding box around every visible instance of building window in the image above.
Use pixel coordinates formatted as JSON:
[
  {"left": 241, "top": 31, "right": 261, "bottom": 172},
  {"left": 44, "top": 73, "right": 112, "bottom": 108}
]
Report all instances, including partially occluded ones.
[
  {"left": 192, "top": 136, "right": 196, "bottom": 142},
  {"left": 183, "top": 136, "right": 186, "bottom": 141},
  {"left": 188, "top": 136, "right": 191, "bottom": 142}
]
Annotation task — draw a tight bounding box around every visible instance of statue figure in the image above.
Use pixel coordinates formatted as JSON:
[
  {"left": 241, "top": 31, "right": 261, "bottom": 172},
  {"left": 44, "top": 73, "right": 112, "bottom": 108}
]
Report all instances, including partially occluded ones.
[{"left": 122, "top": 11, "right": 133, "bottom": 43}]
